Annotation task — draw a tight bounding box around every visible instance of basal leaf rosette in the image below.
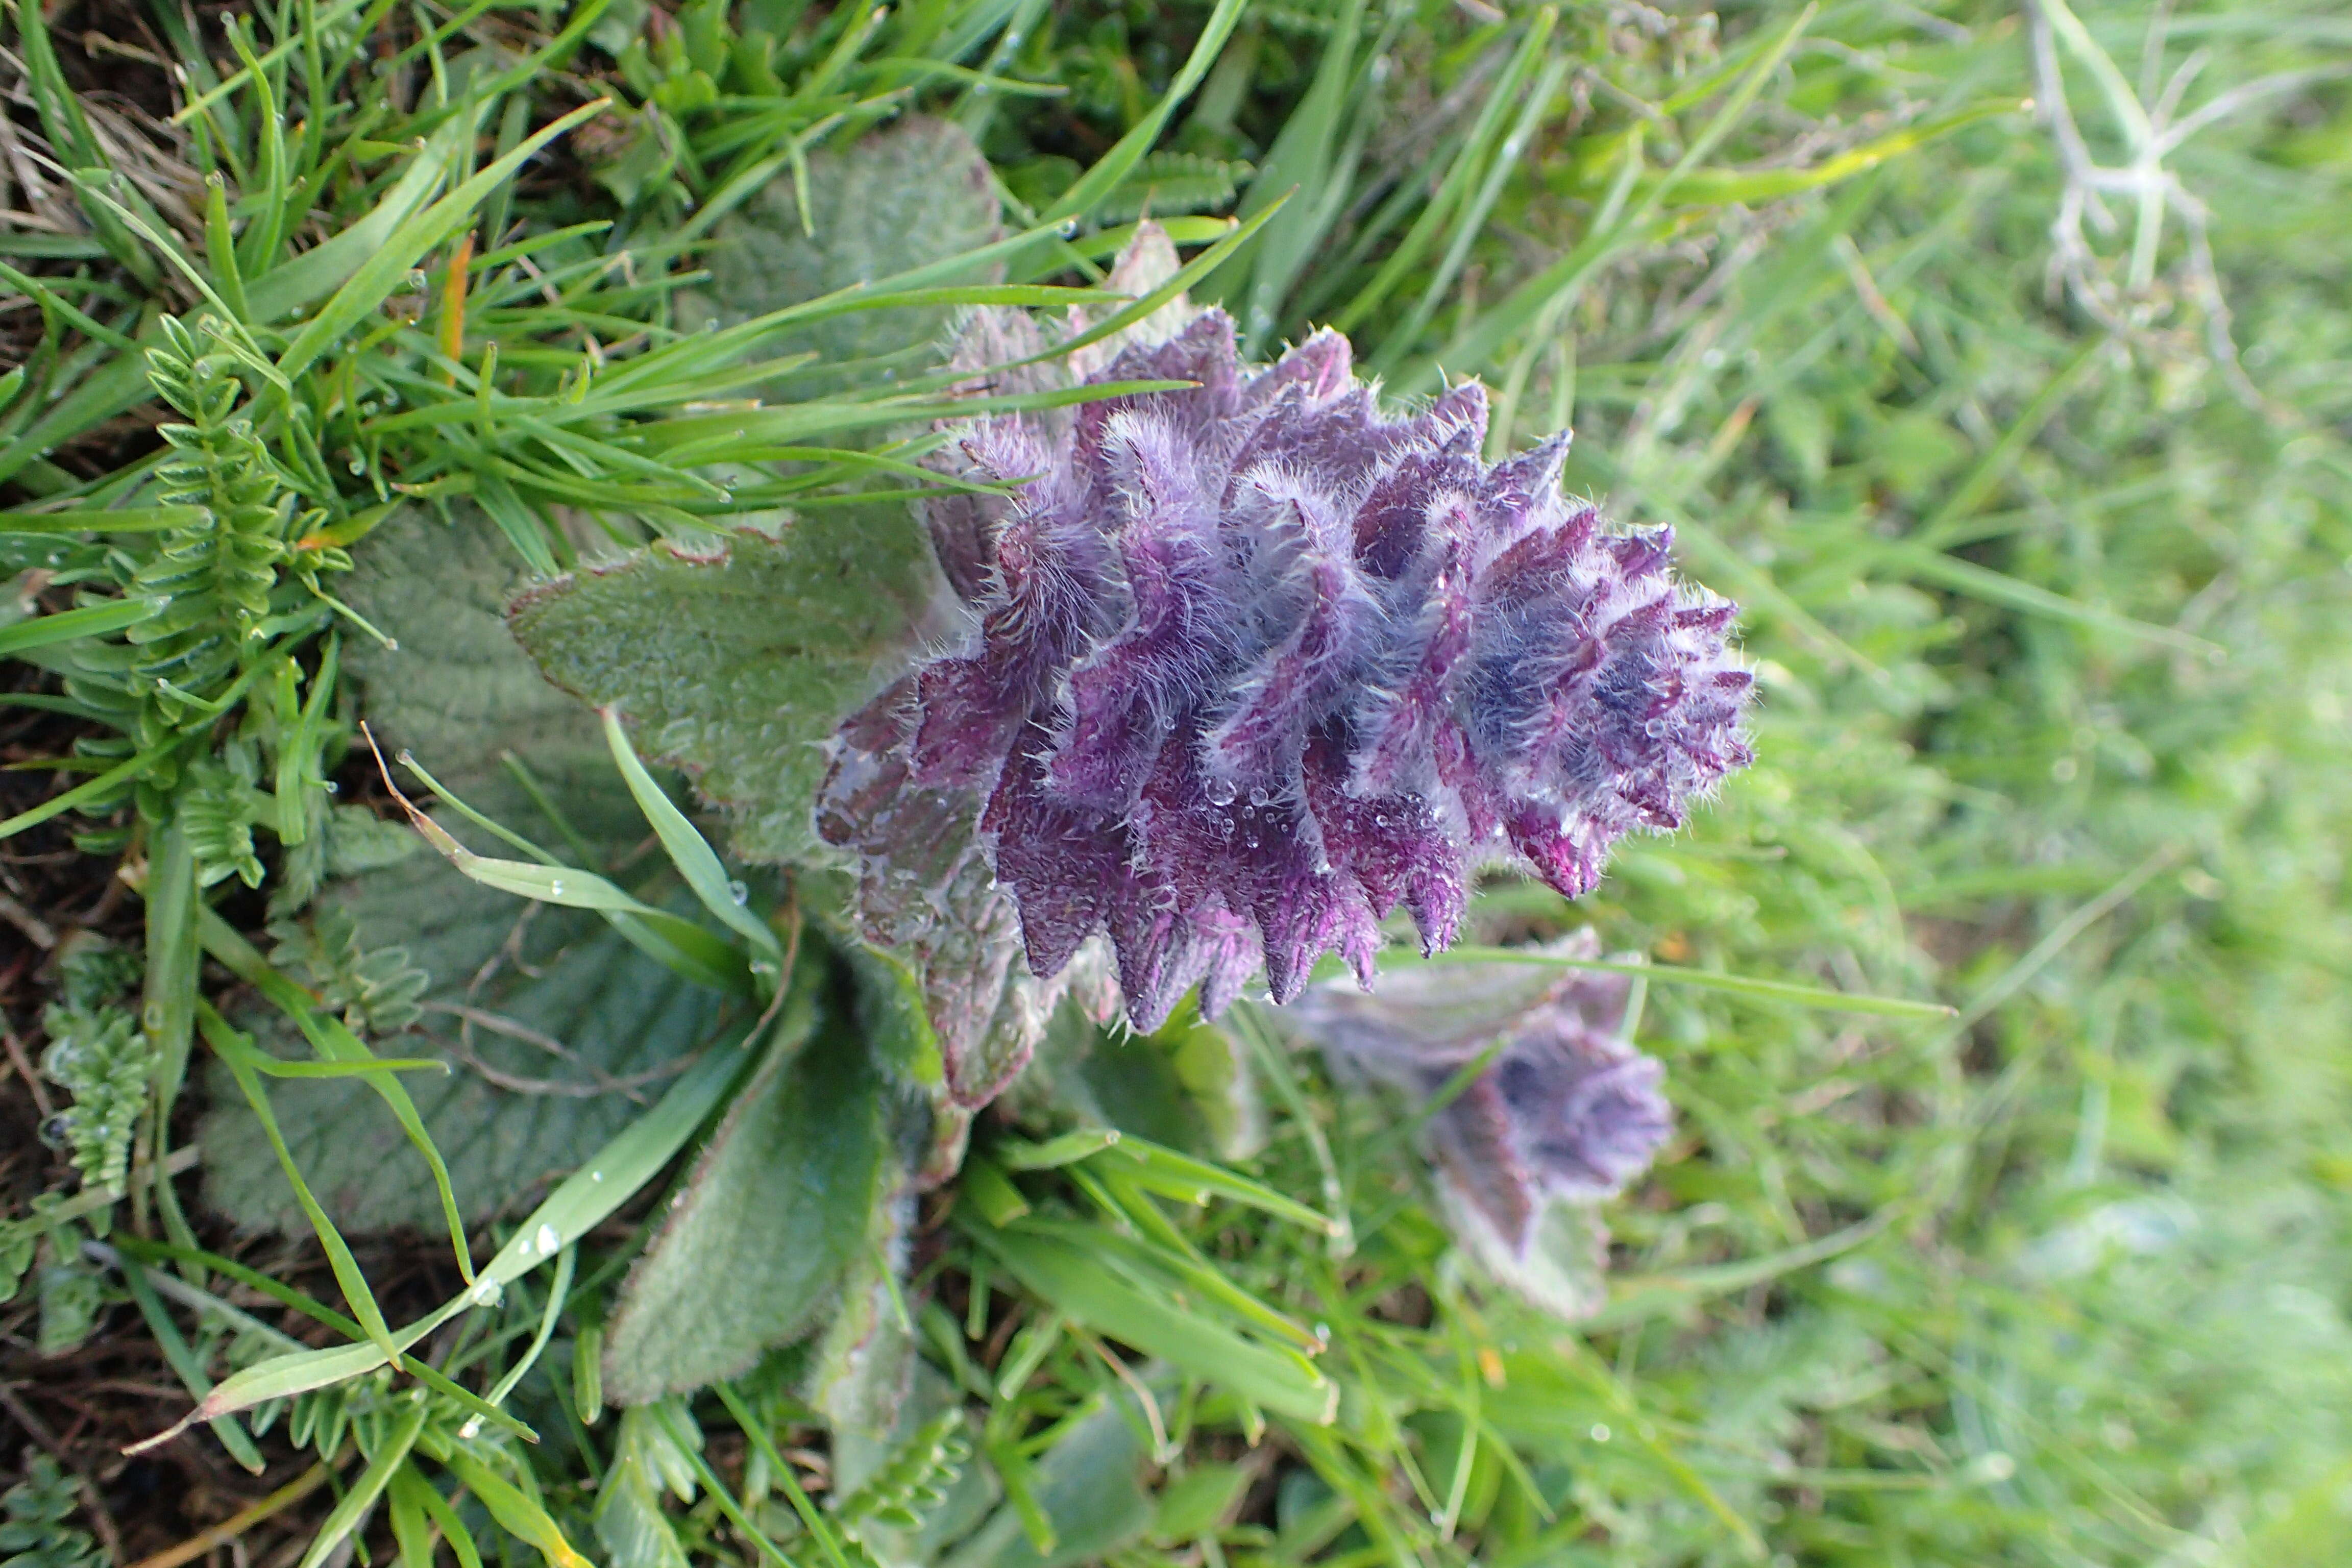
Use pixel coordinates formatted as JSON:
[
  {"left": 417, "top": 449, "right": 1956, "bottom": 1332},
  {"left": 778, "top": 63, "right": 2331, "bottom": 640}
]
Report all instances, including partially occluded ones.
[{"left": 822, "top": 292, "right": 1754, "bottom": 1033}]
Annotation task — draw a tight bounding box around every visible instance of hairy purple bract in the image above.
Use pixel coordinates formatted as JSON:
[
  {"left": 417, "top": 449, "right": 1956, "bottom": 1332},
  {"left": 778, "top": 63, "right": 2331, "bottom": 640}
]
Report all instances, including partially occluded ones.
[{"left": 824, "top": 306, "right": 1752, "bottom": 1030}]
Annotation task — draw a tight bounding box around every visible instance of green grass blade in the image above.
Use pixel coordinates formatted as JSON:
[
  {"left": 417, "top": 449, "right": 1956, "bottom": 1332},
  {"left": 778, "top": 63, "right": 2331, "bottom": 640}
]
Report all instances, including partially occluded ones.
[
  {"left": 197, "top": 910, "right": 477, "bottom": 1283},
  {"left": 14, "top": 1, "right": 159, "bottom": 288},
  {"left": 1918, "top": 336, "right": 2106, "bottom": 538},
  {"left": 1587, "top": 1208, "right": 1901, "bottom": 1331},
  {"left": 67, "top": 182, "right": 286, "bottom": 385},
  {"left": 275, "top": 100, "right": 609, "bottom": 382},
  {"left": 195, "top": 1002, "right": 404, "bottom": 1364},
  {"left": 1069, "top": 216, "right": 1237, "bottom": 261},
  {"left": 109, "top": 1236, "right": 534, "bottom": 1444},
  {"left": 631, "top": 377, "right": 1201, "bottom": 456},
  {"left": 651, "top": 1400, "right": 805, "bottom": 1568},
  {"left": 0, "top": 350, "right": 155, "bottom": 490},
  {"left": 1340, "top": 9, "right": 1556, "bottom": 339},
  {"left": 220, "top": 16, "right": 289, "bottom": 279},
  {"left": 438, "top": 1449, "right": 594, "bottom": 1568},
  {"left": 1377, "top": 53, "right": 1571, "bottom": 374},
  {"left": 600, "top": 707, "right": 782, "bottom": 967},
  {"left": 1096, "top": 1136, "right": 1344, "bottom": 1236},
  {"left": 714, "top": 1382, "right": 860, "bottom": 1568},
  {"left": 1879, "top": 545, "right": 2224, "bottom": 658},
  {"left": 1088, "top": 1171, "right": 1327, "bottom": 1353},
  {"left": 1041, "top": 0, "right": 1251, "bottom": 226},
  {"left": 298, "top": 1405, "right": 428, "bottom": 1568},
  {"left": 382, "top": 750, "right": 756, "bottom": 996},
  {"left": 0, "top": 506, "right": 207, "bottom": 536},
  {"left": 959, "top": 1152, "right": 1034, "bottom": 1226},
  {"left": 404, "top": 751, "right": 757, "bottom": 993},
  {"left": 966, "top": 1215, "right": 1338, "bottom": 1426},
  {"left": 1415, "top": 3, "right": 1817, "bottom": 392},
  {"left": 995, "top": 1128, "right": 1125, "bottom": 1170},
  {"left": 0, "top": 744, "right": 176, "bottom": 840},
  {"left": 1218, "top": 0, "right": 1370, "bottom": 349},
  {"left": 1018, "top": 197, "right": 1287, "bottom": 369},
  {"left": 1658, "top": 98, "right": 2028, "bottom": 207},
  {"left": 168, "top": 0, "right": 373, "bottom": 125},
  {"left": 387, "top": 1467, "right": 437, "bottom": 1568},
  {"left": 115, "top": 1253, "right": 268, "bottom": 1474},
  {"left": 1408, "top": 946, "right": 1954, "bottom": 1018},
  {"left": 0, "top": 596, "right": 164, "bottom": 656},
  {"left": 239, "top": 1057, "right": 453, "bottom": 1079},
  {"left": 483, "top": 1244, "right": 573, "bottom": 1411},
  {"left": 244, "top": 124, "right": 459, "bottom": 322},
  {"left": 146, "top": 1017, "right": 760, "bottom": 1436},
  {"left": 141, "top": 817, "right": 203, "bottom": 1257},
  {"left": 405, "top": 1473, "right": 488, "bottom": 1568}
]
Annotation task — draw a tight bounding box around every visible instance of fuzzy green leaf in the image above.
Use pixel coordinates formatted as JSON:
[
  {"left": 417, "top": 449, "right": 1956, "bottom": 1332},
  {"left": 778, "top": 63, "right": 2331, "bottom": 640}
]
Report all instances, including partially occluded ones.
[
  {"left": 198, "top": 507, "right": 734, "bottom": 1234},
  {"left": 806, "top": 1183, "right": 919, "bottom": 1442},
  {"left": 345, "top": 506, "right": 650, "bottom": 841},
  {"left": 686, "top": 115, "right": 1003, "bottom": 395},
  {"left": 508, "top": 510, "right": 951, "bottom": 866},
  {"left": 600, "top": 996, "right": 894, "bottom": 1405},
  {"left": 965, "top": 1214, "right": 1337, "bottom": 1426}
]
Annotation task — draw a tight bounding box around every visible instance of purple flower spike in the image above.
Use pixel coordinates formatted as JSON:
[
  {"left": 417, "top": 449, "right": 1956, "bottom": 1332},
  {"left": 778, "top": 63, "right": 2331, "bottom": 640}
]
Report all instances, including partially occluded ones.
[
  {"left": 823, "top": 279, "right": 1752, "bottom": 1032},
  {"left": 1288, "top": 932, "right": 1671, "bottom": 1259}
]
